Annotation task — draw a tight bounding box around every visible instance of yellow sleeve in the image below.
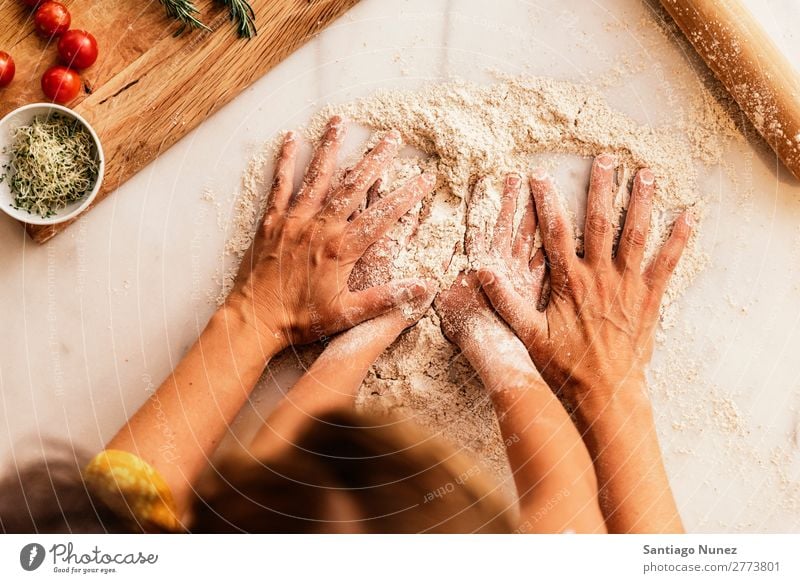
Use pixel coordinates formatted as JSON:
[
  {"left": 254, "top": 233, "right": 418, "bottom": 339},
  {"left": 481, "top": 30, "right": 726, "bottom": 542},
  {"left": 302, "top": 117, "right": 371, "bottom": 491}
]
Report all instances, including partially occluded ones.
[{"left": 84, "top": 450, "right": 181, "bottom": 532}]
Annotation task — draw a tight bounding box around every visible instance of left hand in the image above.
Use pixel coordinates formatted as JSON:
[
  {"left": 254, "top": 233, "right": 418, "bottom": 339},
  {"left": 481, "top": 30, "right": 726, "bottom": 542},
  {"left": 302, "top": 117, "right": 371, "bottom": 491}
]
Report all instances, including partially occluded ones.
[
  {"left": 226, "top": 116, "right": 436, "bottom": 350},
  {"left": 348, "top": 178, "right": 436, "bottom": 335}
]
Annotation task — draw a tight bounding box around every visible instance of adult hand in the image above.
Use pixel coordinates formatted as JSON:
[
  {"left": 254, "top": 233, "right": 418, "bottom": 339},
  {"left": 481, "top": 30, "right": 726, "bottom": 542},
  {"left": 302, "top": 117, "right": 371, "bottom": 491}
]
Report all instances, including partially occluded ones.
[
  {"left": 470, "top": 157, "right": 690, "bottom": 533},
  {"left": 249, "top": 187, "right": 436, "bottom": 457},
  {"left": 476, "top": 155, "right": 692, "bottom": 406},
  {"left": 227, "top": 116, "right": 436, "bottom": 350}
]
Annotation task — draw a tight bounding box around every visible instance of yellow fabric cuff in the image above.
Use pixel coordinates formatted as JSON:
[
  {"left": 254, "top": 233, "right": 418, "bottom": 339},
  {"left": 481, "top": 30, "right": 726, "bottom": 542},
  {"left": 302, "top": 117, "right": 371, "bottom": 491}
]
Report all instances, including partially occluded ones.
[{"left": 84, "top": 450, "right": 180, "bottom": 532}]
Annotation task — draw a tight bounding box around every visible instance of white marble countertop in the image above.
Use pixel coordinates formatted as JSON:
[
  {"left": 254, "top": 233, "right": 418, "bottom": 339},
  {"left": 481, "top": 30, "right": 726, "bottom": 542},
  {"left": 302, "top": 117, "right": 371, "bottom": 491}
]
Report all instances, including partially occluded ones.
[{"left": 2, "top": 0, "right": 800, "bottom": 533}]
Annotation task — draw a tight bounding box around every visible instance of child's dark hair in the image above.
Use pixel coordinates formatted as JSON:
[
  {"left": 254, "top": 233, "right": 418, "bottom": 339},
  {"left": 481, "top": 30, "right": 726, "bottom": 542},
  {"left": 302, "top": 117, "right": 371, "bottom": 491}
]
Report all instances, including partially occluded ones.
[
  {"left": 2, "top": 412, "right": 514, "bottom": 533},
  {"left": 192, "top": 410, "right": 515, "bottom": 533},
  {"left": 0, "top": 446, "right": 139, "bottom": 534}
]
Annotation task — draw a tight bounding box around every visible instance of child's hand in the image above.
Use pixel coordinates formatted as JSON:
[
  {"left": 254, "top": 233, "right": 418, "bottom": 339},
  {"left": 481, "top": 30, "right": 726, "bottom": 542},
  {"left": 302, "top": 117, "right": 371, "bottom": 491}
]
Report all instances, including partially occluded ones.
[
  {"left": 348, "top": 178, "right": 436, "bottom": 337},
  {"left": 435, "top": 175, "right": 535, "bottom": 369},
  {"left": 476, "top": 156, "right": 692, "bottom": 408},
  {"left": 434, "top": 174, "right": 543, "bottom": 395},
  {"left": 435, "top": 175, "right": 605, "bottom": 534},
  {"left": 227, "top": 117, "right": 436, "bottom": 349}
]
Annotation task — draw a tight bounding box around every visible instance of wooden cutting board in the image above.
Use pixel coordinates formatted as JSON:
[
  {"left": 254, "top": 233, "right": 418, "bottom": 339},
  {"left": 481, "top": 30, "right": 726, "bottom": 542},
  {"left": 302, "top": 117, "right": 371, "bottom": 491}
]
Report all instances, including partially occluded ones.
[{"left": 0, "top": 0, "right": 360, "bottom": 243}]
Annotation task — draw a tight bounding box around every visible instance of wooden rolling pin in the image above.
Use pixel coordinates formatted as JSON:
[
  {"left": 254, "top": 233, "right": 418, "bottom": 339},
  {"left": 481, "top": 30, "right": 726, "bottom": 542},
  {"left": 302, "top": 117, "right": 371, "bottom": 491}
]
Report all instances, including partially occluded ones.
[{"left": 658, "top": 0, "right": 800, "bottom": 180}]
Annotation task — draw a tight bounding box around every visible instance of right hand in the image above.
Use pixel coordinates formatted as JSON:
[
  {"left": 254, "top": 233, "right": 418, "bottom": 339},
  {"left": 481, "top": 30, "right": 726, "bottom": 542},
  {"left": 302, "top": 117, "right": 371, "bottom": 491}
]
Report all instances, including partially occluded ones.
[
  {"left": 435, "top": 174, "right": 538, "bottom": 384},
  {"left": 476, "top": 155, "right": 692, "bottom": 407},
  {"left": 226, "top": 116, "right": 436, "bottom": 349}
]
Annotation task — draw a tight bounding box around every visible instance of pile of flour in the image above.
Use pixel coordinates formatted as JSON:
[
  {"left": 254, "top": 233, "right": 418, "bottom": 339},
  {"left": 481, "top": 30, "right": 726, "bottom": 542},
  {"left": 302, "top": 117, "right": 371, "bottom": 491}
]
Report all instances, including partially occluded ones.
[{"left": 224, "top": 75, "right": 732, "bottom": 480}]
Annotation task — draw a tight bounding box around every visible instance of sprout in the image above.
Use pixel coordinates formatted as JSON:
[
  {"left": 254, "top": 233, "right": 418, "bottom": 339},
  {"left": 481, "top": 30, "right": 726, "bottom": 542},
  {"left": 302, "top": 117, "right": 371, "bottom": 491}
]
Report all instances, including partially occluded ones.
[{"left": 1, "top": 113, "right": 99, "bottom": 218}]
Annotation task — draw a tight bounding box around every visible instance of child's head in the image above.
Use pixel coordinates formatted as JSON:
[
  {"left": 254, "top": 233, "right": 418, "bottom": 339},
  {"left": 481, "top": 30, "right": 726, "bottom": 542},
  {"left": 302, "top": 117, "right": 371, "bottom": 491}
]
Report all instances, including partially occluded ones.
[
  {"left": 1, "top": 412, "right": 514, "bottom": 533},
  {"left": 0, "top": 446, "right": 140, "bottom": 533},
  {"left": 191, "top": 410, "right": 514, "bottom": 533}
]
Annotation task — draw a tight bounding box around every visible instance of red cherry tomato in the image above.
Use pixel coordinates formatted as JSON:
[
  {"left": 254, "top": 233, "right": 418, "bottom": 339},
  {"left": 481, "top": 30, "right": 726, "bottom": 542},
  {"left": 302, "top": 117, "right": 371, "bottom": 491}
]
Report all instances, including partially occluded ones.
[
  {"left": 58, "top": 30, "right": 98, "bottom": 69},
  {"left": 34, "top": 2, "right": 71, "bottom": 38},
  {"left": 0, "top": 52, "right": 15, "bottom": 88},
  {"left": 41, "top": 66, "right": 81, "bottom": 103}
]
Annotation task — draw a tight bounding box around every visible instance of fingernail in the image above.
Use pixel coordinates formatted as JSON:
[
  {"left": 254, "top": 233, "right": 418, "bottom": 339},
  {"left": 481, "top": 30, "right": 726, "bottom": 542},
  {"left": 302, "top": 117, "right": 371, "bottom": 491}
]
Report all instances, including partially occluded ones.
[
  {"left": 386, "top": 129, "right": 402, "bottom": 144},
  {"left": 422, "top": 172, "right": 437, "bottom": 186},
  {"left": 506, "top": 173, "right": 521, "bottom": 187},
  {"left": 410, "top": 280, "right": 427, "bottom": 295},
  {"left": 477, "top": 269, "right": 495, "bottom": 285},
  {"left": 328, "top": 116, "right": 345, "bottom": 136},
  {"left": 639, "top": 168, "right": 654, "bottom": 185},
  {"left": 596, "top": 153, "right": 614, "bottom": 169},
  {"left": 684, "top": 212, "right": 694, "bottom": 228},
  {"left": 284, "top": 130, "right": 296, "bottom": 142},
  {"left": 532, "top": 167, "right": 548, "bottom": 180}
]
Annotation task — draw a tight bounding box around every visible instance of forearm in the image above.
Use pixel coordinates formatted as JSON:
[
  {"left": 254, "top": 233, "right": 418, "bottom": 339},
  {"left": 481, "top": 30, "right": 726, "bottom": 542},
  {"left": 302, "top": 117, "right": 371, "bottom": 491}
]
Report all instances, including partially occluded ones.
[
  {"left": 460, "top": 330, "right": 605, "bottom": 533},
  {"left": 571, "top": 382, "right": 684, "bottom": 533},
  {"left": 107, "top": 303, "right": 282, "bottom": 511},
  {"left": 250, "top": 314, "right": 406, "bottom": 456}
]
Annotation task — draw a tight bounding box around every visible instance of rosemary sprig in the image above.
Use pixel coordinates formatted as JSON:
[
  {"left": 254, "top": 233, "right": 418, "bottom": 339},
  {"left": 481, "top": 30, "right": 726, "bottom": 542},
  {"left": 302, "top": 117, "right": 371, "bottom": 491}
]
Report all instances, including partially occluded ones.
[
  {"left": 158, "top": 0, "right": 258, "bottom": 39},
  {"left": 159, "top": 0, "right": 211, "bottom": 36},
  {"left": 217, "top": 0, "right": 257, "bottom": 39}
]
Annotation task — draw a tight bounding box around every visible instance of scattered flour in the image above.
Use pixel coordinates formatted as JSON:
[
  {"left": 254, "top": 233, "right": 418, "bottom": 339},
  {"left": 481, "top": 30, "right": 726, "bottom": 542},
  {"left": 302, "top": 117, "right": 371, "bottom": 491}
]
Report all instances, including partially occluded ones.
[{"left": 216, "top": 73, "right": 732, "bottom": 481}]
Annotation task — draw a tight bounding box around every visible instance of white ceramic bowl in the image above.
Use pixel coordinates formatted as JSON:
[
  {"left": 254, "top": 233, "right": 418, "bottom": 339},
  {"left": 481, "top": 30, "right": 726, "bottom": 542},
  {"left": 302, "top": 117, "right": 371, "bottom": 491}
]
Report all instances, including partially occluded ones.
[{"left": 0, "top": 103, "right": 104, "bottom": 226}]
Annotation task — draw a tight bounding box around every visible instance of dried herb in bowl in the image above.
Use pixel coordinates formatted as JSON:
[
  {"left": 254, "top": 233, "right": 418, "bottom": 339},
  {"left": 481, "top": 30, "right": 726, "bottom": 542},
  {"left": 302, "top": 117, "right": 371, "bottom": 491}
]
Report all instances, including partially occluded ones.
[{"left": 0, "top": 113, "right": 99, "bottom": 218}]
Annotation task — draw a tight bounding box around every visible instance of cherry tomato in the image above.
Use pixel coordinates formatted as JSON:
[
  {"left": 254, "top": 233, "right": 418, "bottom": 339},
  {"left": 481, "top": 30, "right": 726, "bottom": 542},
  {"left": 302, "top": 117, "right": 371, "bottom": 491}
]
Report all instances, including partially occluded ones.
[
  {"left": 34, "top": 2, "right": 71, "bottom": 38},
  {"left": 0, "top": 52, "right": 15, "bottom": 88},
  {"left": 58, "top": 30, "right": 98, "bottom": 69},
  {"left": 41, "top": 66, "right": 81, "bottom": 103}
]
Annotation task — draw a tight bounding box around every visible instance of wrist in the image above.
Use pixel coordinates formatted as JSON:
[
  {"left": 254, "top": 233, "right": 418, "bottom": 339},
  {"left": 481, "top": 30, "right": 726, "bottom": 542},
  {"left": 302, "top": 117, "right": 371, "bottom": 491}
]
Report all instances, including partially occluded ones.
[
  {"left": 215, "top": 300, "right": 286, "bottom": 361},
  {"left": 325, "top": 320, "right": 400, "bottom": 361},
  {"left": 557, "top": 363, "right": 647, "bottom": 406},
  {"left": 568, "top": 376, "right": 654, "bottom": 431},
  {"left": 448, "top": 314, "right": 503, "bottom": 353},
  {"left": 459, "top": 326, "right": 543, "bottom": 392},
  {"left": 223, "top": 291, "right": 288, "bottom": 353}
]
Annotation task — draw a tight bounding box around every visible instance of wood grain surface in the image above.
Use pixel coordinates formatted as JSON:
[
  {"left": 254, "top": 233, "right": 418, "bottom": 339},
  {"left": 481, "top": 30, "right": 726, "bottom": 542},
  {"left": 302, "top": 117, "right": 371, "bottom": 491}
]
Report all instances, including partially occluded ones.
[
  {"left": 0, "top": 0, "right": 359, "bottom": 243},
  {"left": 659, "top": 0, "right": 800, "bottom": 180}
]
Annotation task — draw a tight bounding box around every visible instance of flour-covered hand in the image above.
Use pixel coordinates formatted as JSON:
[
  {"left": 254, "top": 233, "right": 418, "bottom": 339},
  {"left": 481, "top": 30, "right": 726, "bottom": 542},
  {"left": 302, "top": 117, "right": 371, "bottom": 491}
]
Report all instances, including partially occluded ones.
[
  {"left": 477, "top": 154, "right": 692, "bottom": 408},
  {"left": 347, "top": 178, "right": 436, "bottom": 336},
  {"left": 435, "top": 174, "right": 537, "bottom": 373},
  {"left": 227, "top": 116, "right": 436, "bottom": 349}
]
